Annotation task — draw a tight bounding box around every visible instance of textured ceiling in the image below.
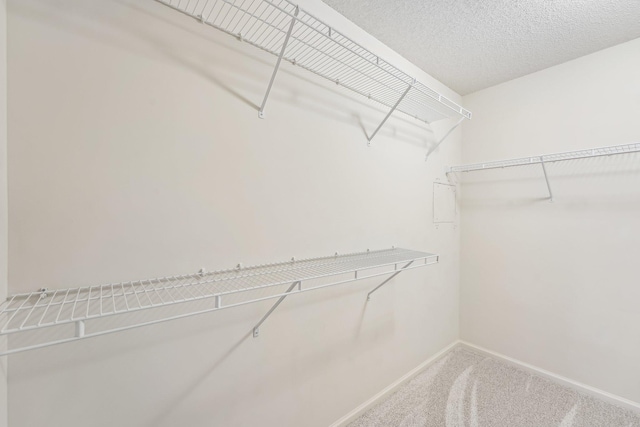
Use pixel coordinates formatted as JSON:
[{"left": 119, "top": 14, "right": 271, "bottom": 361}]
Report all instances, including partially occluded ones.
[{"left": 321, "top": 0, "right": 640, "bottom": 95}]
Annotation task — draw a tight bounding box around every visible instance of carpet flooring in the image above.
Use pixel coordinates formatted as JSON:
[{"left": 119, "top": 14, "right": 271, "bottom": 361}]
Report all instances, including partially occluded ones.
[{"left": 348, "top": 347, "right": 640, "bottom": 427}]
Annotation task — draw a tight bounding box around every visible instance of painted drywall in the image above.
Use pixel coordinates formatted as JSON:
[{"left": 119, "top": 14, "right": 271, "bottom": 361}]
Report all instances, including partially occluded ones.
[
  {"left": 460, "top": 38, "right": 640, "bottom": 403},
  {"left": 1, "top": 0, "right": 8, "bottom": 425},
  {"left": 6, "top": 0, "right": 462, "bottom": 426}
]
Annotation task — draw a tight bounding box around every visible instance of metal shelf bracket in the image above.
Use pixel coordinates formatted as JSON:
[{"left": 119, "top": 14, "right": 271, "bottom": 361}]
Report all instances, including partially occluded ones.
[
  {"left": 253, "top": 280, "right": 301, "bottom": 337},
  {"left": 367, "top": 82, "right": 413, "bottom": 145},
  {"left": 366, "top": 260, "right": 414, "bottom": 300},
  {"left": 254, "top": 257, "right": 425, "bottom": 336},
  {"left": 540, "top": 158, "right": 554, "bottom": 202},
  {"left": 425, "top": 116, "right": 465, "bottom": 161},
  {"left": 258, "top": 6, "right": 299, "bottom": 119}
]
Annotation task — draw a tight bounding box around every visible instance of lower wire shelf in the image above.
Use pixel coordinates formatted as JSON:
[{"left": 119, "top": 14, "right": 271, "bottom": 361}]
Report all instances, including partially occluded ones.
[{"left": 0, "top": 247, "right": 438, "bottom": 355}]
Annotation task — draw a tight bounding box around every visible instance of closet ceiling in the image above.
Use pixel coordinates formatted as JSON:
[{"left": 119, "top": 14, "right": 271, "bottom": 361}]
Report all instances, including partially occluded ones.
[{"left": 321, "top": 0, "right": 640, "bottom": 95}]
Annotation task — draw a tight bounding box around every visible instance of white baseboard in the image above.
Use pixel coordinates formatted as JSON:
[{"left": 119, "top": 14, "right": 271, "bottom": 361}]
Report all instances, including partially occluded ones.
[
  {"left": 328, "top": 340, "right": 459, "bottom": 427},
  {"left": 458, "top": 340, "right": 640, "bottom": 414}
]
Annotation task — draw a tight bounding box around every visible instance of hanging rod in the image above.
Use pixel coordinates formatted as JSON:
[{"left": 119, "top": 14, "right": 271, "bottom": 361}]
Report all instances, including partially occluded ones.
[
  {"left": 153, "top": 0, "right": 471, "bottom": 143},
  {"left": 447, "top": 142, "right": 640, "bottom": 174},
  {"left": 0, "top": 248, "right": 438, "bottom": 355}
]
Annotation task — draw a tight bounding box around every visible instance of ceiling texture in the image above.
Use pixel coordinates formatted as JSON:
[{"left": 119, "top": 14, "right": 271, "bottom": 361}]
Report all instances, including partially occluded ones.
[{"left": 321, "top": 0, "right": 640, "bottom": 95}]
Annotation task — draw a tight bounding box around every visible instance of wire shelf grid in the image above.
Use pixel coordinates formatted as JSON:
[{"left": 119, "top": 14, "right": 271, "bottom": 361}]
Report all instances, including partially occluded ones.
[
  {"left": 155, "top": 0, "right": 471, "bottom": 124},
  {"left": 0, "top": 248, "right": 438, "bottom": 355}
]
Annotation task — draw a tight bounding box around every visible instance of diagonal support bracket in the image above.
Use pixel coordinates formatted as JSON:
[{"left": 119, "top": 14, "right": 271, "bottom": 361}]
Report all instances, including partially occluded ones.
[
  {"left": 425, "top": 116, "right": 465, "bottom": 161},
  {"left": 258, "top": 7, "right": 299, "bottom": 119},
  {"left": 366, "top": 260, "right": 414, "bottom": 300},
  {"left": 253, "top": 281, "right": 301, "bottom": 337},
  {"left": 367, "top": 83, "right": 413, "bottom": 144},
  {"left": 540, "top": 158, "right": 554, "bottom": 202}
]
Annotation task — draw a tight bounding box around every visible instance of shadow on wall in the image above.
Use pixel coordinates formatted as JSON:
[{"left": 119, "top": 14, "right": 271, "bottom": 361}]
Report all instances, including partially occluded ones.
[
  {"left": 12, "top": 0, "right": 438, "bottom": 150},
  {"left": 146, "top": 284, "right": 395, "bottom": 427}
]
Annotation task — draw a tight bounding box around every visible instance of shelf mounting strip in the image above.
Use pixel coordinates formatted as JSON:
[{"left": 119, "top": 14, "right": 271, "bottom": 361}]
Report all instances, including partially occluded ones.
[
  {"left": 0, "top": 248, "right": 438, "bottom": 355},
  {"left": 154, "top": 0, "right": 471, "bottom": 144},
  {"left": 447, "top": 142, "right": 640, "bottom": 201}
]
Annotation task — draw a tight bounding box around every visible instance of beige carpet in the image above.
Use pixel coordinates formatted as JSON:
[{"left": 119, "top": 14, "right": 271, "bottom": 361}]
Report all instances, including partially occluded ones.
[{"left": 348, "top": 347, "right": 640, "bottom": 427}]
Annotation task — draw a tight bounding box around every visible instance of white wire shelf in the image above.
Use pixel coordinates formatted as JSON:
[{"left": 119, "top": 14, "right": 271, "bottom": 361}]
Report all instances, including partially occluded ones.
[
  {"left": 447, "top": 143, "right": 640, "bottom": 174},
  {"left": 0, "top": 248, "right": 438, "bottom": 355},
  {"left": 154, "top": 0, "right": 471, "bottom": 128},
  {"left": 446, "top": 142, "right": 640, "bottom": 202}
]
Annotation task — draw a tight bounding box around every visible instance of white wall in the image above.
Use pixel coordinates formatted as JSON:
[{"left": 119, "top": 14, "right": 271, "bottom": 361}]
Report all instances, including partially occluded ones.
[
  {"left": 7, "top": 0, "right": 462, "bottom": 426},
  {"left": 460, "top": 38, "right": 640, "bottom": 403}
]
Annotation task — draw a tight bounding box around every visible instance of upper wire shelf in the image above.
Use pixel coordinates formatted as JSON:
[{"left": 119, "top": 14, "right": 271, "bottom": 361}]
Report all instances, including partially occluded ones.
[
  {"left": 0, "top": 248, "right": 438, "bottom": 355},
  {"left": 447, "top": 143, "right": 640, "bottom": 174},
  {"left": 154, "top": 0, "right": 471, "bottom": 126}
]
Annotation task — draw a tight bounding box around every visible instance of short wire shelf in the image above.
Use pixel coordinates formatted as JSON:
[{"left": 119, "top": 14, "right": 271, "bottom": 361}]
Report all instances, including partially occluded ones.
[
  {"left": 447, "top": 143, "right": 640, "bottom": 174},
  {"left": 446, "top": 142, "right": 640, "bottom": 202},
  {"left": 154, "top": 0, "right": 471, "bottom": 125},
  {"left": 0, "top": 248, "right": 438, "bottom": 355}
]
